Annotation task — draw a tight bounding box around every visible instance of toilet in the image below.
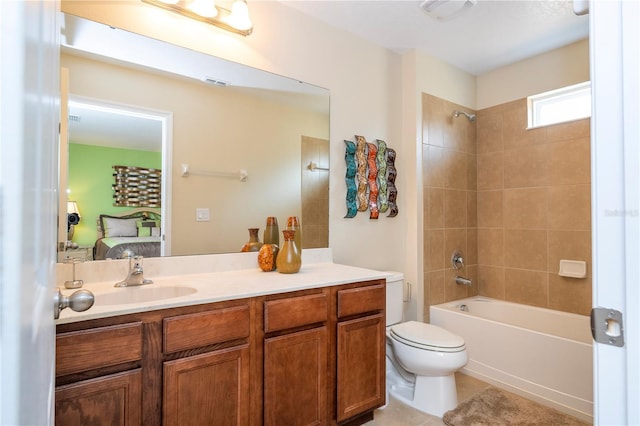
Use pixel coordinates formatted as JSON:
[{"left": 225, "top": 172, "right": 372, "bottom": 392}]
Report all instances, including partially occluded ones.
[{"left": 384, "top": 272, "right": 468, "bottom": 417}]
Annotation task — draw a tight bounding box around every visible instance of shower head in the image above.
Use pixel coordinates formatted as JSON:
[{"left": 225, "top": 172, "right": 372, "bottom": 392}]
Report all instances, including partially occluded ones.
[{"left": 453, "top": 110, "right": 476, "bottom": 122}]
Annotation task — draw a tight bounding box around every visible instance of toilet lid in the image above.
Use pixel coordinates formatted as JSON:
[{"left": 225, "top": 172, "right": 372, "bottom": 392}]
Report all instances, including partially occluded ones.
[{"left": 390, "top": 321, "right": 465, "bottom": 352}]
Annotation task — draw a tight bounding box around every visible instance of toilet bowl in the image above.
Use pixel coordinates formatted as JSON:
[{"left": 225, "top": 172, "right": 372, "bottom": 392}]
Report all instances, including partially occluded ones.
[{"left": 384, "top": 272, "right": 468, "bottom": 417}]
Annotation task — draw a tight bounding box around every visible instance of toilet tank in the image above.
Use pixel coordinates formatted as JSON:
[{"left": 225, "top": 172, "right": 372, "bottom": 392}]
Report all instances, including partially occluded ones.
[{"left": 384, "top": 271, "right": 404, "bottom": 326}]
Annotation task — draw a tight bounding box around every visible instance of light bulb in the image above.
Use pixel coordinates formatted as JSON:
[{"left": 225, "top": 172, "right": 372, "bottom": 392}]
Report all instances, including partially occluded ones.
[
  {"left": 188, "top": 0, "right": 218, "bottom": 18},
  {"left": 228, "top": 0, "right": 252, "bottom": 31}
]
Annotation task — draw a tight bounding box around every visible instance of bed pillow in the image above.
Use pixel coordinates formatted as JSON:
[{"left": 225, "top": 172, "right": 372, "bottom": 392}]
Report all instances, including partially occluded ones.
[
  {"left": 101, "top": 216, "right": 139, "bottom": 238},
  {"left": 137, "top": 220, "right": 160, "bottom": 237}
]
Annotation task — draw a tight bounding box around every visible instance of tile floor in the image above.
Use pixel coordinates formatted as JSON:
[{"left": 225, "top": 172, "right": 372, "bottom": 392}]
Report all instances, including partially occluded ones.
[{"left": 365, "top": 373, "right": 493, "bottom": 426}]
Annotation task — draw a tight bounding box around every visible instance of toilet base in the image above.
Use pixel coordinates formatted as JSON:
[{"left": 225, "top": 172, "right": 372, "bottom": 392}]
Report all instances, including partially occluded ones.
[{"left": 387, "top": 360, "right": 459, "bottom": 418}]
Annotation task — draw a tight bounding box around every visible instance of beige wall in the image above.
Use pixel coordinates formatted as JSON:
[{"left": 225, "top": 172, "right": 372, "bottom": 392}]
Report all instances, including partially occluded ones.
[
  {"left": 62, "top": 53, "right": 328, "bottom": 255},
  {"left": 477, "top": 39, "right": 590, "bottom": 109}
]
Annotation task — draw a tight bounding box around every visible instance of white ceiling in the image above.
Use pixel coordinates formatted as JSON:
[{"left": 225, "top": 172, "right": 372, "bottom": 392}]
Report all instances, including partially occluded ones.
[{"left": 280, "top": 0, "right": 589, "bottom": 76}]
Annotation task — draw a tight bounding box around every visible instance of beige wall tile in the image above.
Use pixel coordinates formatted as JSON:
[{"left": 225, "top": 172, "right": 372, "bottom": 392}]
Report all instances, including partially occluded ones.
[
  {"left": 467, "top": 190, "right": 477, "bottom": 228},
  {"left": 445, "top": 228, "right": 467, "bottom": 267},
  {"left": 426, "top": 187, "right": 444, "bottom": 229},
  {"left": 466, "top": 153, "right": 477, "bottom": 190},
  {"left": 477, "top": 190, "right": 503, "bottom": 228},
  {"left": 445, "top": 268, "right": 470, "bottom": 302},
  {"left": 548, "top": 274, "right": 592, "bottom": 316},
  {"left": 427, "top": 229, "right": 445, "bottom": 271},
  {"left": 424, "top": 95, "right": 445, "bottom": 147},
  {"left": 503, "top": 144, "right": 548, "bottom": 188},
  {"left": 476, "top": 111, "right": 503, "bottom": 153},
  {"left": 477, "top": 152, "right": 504, "bottom": 190},
  {"left": 548, "top": 184, "right": 591, "bottom": 230},
  {"left": 466, "top": 228, "right": 478, "bottom": 266},
  {"left": 466, "top": 264, "right": 479, "bottom": 296},
  {"left": 444, "top": 115, "right": 467, "bottom": 152},
  {"left": 503, "top": 188, "right": 547, "bottom": 229},
  {"left": 423, "top": 144, "right": 445, "bottom": 187},
  {"left": 478, "top": 265, "right": 505, "bottom": 299},
  {"left": 504, "top": 229, "right": 548, "bottom": 271},
  {"left": 548, "top": 138, "right": 591, "bottom": 185},
  {"left": 546, "top": 118, "right": 590, "bottom": 142},
  {"left": 548, "top": 230, "right": 591, "bottom": 275},
  {"left": 477, "top": 228, "right": 504, "bottom": 266},
  {"left": 465, "top": 120, "right": 477, "bottom": 155},
  {"left": 504, "top": 268, "right": 548, "bottom": 307},
  {"left": 444, "top": 189, "right": 467, "bottom": 228},
  {"left": 429, "top": 270, "right": 446, "bottom": 306},
  {"left": 444, "top": 149, "right": 468, "bottom": 190}
]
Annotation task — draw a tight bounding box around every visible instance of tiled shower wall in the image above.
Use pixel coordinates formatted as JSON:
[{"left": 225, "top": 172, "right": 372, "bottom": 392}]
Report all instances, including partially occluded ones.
[
  {"left": 423, "top": 94, "right": 592, "bottom": 321},
  {"left": 423, "top": 94, "right": 479, "bottom": 322}
]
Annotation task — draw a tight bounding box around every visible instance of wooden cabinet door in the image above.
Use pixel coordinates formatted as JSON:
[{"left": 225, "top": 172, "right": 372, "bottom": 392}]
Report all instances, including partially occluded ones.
[
  {"left": 55, "top": 369, "right": 142, "bottom": 426},
  {"left": 264, "top": 327, "right": 327, "bottom": 426},
  {"left": 163, "top": 345, "right": 250, "bottom": 426},
  {"left": 336, "top": 313, "right": 385, "bottom": 422}
]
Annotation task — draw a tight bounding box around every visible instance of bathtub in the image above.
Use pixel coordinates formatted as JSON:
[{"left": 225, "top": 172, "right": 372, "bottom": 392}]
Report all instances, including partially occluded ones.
[{"left": 430, "top": 297, "right": 593, "bottom": 423}]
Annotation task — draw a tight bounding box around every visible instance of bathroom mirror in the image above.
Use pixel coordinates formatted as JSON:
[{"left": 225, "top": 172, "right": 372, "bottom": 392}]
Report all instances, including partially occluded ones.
[{"left": 59, "top": 13, "right": 330, "bottom": 261}]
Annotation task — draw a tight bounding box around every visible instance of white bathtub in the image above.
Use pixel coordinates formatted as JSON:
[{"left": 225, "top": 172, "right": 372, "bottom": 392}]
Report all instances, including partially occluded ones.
[{"left": 430, "top": 297, "right": 593, "bottom": 423}]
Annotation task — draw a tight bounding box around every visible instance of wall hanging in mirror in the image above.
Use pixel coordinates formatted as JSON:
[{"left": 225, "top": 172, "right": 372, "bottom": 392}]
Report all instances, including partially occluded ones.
[
  {"left": 344, "top": 135, "right": 397, "bottom": 219},
  {"left": 112, "top": 165, "right": 162, "bottom": 207}
]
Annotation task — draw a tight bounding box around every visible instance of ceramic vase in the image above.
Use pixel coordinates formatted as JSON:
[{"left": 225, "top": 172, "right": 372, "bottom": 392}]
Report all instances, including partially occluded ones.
[
  {"left": 241, "top": 228, "right": 263, "bottom": 252},
  {"left": 276, "top": 229, "right": 301, "bottom": 274},
  {"left": 286, "top": 216, "right": 302, "bottom": 253},
  {"left": 257, "top": 243, "right": 279, "bottom": 272},
  {"left": 263, "top": 216, "right": 279, "bottom": 246}
]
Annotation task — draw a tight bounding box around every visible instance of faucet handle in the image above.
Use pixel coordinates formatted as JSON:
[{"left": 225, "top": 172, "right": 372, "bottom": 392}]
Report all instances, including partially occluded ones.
[{"left": 451, "top": 251, "right": 465, "bottom": 270}]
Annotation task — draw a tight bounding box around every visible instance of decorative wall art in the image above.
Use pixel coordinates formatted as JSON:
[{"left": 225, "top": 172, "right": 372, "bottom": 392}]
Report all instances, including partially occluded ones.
[
  {"left": 112, "top": 165, "right": 162, "bottom": 208},
  {"left": 344, "top": 135, "right": 398, "bottom": 219}
]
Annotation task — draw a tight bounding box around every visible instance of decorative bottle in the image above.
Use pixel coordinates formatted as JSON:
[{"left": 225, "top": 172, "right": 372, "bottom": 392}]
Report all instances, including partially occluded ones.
[
  {"left": 286, "top": 216, "right": 302, "bottom": 253},
  {"left": 263, "top": 216, "right": 279, "bottom": 246},
  {"left": 241, "top": 228, "right": 263, "bottom": 252},
  {"left": 276, "top": 229, "right": 301, "bottom": 274}
]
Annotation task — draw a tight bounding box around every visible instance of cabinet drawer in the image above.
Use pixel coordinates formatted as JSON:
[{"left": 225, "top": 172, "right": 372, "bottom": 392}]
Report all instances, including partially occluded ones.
[
  {"left": 337, "top": 284, "right": 385, "bottom": 318},
  {"left": 164, "top": 305, "right": 250, "bottom": 353},
  {"left": 56, "top": 322, "right": 143, "bottom": 377},
  {"left": 265, "top": 293, "right": 327, "bottom": 333}
]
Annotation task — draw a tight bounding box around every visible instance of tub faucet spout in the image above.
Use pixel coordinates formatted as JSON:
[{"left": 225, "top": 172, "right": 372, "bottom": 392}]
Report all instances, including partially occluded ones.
[{"left": 455, "top": 276, "right": 472, "bottom": 286}]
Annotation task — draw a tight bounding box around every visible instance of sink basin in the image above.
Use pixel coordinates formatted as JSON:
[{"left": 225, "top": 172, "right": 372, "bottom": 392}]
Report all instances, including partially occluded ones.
[{"left": 98, "top": 286, "right": 198, "bottom": 306}]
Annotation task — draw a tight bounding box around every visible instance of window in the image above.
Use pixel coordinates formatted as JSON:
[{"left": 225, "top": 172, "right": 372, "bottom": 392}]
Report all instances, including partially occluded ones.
[{"left": 527, "top": 81, "right": 591, "bottom": 128}]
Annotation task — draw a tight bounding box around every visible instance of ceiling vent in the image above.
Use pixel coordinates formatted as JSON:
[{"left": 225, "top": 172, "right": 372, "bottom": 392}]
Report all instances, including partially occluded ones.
[
  {"left": 420, "top": 0, "right": 477, "bottom": 21},
  {"left": 202, "top": 76, "right": 230, "bottom": 87},
  {"left": 68, "top": 114, "right": 81, "bottom": 123}
]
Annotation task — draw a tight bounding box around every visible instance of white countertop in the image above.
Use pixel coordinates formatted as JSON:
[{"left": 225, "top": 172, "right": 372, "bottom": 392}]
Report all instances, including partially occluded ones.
[{"left": 56, "top": 261, "right": 390, "bottom": 324}]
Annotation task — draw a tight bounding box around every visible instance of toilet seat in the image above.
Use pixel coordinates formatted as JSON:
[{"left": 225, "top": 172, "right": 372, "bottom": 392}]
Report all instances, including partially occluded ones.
[{"left": 390, "top": 321, "right": 465, "bottom": 353}]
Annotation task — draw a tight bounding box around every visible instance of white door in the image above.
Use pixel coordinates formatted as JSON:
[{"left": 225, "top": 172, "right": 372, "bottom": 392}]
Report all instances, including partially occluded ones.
[
  {"left": 0, "top": 1, "right": 60, "bottom": 424},
  {"left": 590, "top": 1, "right": 639, "bottom": 424}
]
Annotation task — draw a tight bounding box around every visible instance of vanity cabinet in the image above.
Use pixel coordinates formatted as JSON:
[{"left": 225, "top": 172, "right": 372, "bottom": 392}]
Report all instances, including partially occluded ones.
[
  {"left": 162, "top": 305, "right": 251, "bottom": 426},
  {"left": 335, "top": 283, "right": 386, "bottom": 422},
  {"left": 263, "top": 291, "right": 329, "bottom": 425},
  {"left": 55, "top": 322, "right": 143, "bottom": 425},
  {"left": 55, "top": 278, "right": 385, "bottom": 426}
]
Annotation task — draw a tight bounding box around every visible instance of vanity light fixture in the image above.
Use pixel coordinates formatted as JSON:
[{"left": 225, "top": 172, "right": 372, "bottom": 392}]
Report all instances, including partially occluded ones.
[{"left": 142, "top": 0, "right": 253, "bottom": 36}]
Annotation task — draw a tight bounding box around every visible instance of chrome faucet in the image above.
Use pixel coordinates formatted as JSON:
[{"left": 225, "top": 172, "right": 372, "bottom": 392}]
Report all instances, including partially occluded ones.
[
  {"left": 455, "top": 276, "right": 473, "bottom": 286},
  {"left": 115, "top": 255, "right": 153, "bottom": 287}
]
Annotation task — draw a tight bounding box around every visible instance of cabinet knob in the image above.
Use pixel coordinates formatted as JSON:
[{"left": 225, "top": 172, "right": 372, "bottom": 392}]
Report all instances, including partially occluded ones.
[{"left": 54, "top": 288, "right": 94, "bottom": 319}]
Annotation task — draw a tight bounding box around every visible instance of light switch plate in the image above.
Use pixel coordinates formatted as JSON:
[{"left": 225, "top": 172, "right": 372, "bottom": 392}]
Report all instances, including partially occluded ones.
[{"left": 196, "top": 208, "right": 210, "bottom": 222}]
